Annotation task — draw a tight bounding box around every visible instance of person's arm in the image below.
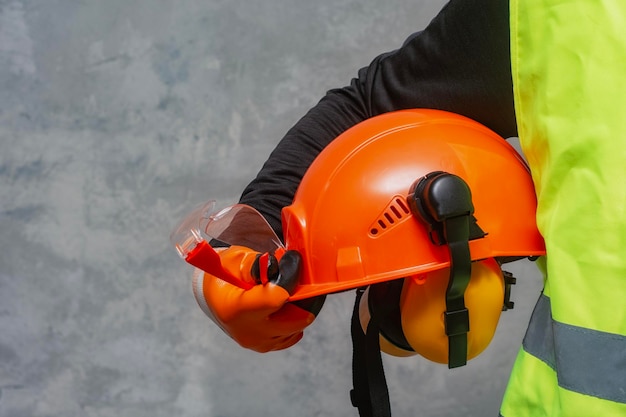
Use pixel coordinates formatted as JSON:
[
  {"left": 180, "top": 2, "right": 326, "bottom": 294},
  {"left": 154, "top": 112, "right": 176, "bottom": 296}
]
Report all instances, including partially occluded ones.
[
  {"left": 196, "top": 0, "right": 515, "bottom": 353},
  {"left": 240, "top": 0, "right": 515, "bottom": 237}
]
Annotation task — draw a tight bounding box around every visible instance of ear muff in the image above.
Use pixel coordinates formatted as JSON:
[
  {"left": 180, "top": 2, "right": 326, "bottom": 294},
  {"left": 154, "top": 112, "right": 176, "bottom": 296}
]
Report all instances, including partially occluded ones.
[
  {"left": 399, "top": 258, "right": 505, "bottom": 364},
  {"left": 358, "top": 258, "right": 505, "bottom": 362},
  {"left": 410, "top": 170, "right": 494, "bottom": 368}
]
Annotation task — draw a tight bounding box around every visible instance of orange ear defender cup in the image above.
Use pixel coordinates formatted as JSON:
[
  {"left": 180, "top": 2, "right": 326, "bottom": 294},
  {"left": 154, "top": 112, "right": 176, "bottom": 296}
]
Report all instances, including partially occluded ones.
[
  {"left": 357, "top": 258, "right": 505, "bottom": 362},
  {"left": 399, "top": 258, "right": 505, "bottom": 363}
]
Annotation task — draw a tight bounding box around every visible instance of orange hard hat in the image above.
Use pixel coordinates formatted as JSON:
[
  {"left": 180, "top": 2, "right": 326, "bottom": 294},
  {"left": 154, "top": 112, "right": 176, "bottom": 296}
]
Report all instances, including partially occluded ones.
[
  {"left": 281, "top": 108, "right": 545, "bottom": 368},
  {"left": 282, "top": 109, "right": 545, "bottom": 301}
]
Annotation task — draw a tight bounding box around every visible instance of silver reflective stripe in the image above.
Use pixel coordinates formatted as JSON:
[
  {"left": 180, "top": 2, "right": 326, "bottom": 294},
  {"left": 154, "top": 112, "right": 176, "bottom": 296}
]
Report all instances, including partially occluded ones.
[{"left": 523, "top": 294, "right": 626, "bottom": 403}]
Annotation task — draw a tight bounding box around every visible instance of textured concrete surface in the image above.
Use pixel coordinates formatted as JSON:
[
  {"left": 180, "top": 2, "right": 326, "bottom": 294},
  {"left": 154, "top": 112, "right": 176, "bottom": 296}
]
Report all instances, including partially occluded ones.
[{"left": 0, "top": 1, "right": 544, "bottom": 416}]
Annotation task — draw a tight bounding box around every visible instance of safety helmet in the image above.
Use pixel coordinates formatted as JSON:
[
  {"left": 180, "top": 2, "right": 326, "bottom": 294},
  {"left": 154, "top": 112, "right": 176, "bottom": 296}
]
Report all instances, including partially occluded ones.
[
  {"left": 281, "top": 109, "right": 545, "bottom": 367},
  {"left": 283, "top": 109, "right": 544, "bottom": 300}
]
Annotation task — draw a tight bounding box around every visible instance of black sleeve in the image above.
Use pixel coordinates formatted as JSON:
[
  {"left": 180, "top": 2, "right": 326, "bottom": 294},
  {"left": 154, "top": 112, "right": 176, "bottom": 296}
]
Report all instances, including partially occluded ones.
[{"left": 239, "top": 0, "right": 515, "bottom": 238}]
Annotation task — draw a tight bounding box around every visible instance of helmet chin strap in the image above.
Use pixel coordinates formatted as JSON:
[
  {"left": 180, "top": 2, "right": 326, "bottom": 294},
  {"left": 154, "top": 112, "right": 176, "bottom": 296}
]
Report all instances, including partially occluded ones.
[{"left": 350, "top": 287, "right": 392, "bottom": 417}]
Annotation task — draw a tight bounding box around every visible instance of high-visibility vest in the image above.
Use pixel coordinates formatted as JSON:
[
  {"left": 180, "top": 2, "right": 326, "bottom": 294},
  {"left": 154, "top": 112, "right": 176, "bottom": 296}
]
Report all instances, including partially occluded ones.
[{"left": 501, "top": 1, "right": 626, "bottom": 416}]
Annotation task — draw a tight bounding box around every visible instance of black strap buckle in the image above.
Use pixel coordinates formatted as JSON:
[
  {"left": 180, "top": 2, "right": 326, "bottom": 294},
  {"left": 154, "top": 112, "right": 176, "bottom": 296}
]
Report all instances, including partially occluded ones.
[{"left": 444, "top": 308, "right": 470, "bottom": 337}]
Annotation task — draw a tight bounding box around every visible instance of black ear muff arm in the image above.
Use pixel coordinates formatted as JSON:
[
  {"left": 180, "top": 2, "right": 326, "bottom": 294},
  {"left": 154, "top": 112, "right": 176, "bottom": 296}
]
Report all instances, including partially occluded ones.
[
  {"left": 443, "top": 218, "right": 472, "bottom": 369},
  {"left": 409, "top": 172, "right": 477, "bottom": 369}
]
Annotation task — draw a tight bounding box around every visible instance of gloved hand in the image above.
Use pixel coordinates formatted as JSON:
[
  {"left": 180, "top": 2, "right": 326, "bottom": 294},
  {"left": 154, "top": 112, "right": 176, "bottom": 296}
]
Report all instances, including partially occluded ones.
[{"left": 192, "top": 245, "right": 318, "bottom": 352}]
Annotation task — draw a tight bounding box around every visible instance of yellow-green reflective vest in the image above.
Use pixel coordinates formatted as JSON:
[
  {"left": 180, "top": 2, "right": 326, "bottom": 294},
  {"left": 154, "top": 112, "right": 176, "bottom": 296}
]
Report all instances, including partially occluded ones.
[{"left": 501, "top": 1, "right": 626, "bottom": 416}]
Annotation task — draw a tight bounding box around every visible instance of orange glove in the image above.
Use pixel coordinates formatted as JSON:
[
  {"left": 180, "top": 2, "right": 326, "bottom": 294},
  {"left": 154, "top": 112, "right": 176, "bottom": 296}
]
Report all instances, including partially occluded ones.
[{"left": 192, "top": 245, "right": 318, "bottom": 352}]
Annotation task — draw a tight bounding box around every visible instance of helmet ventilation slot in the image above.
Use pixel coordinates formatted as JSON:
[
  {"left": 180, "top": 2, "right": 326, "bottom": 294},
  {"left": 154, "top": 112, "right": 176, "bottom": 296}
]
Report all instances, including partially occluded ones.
[{"left": 369, "top": 197, "right": 411, "bottom": 236}]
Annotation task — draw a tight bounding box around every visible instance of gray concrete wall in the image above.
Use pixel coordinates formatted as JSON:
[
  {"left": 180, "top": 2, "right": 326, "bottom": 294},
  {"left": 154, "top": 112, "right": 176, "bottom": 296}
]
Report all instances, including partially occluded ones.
[{"left": 0, "top": 1, "right": 544, "bottom": 416}]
